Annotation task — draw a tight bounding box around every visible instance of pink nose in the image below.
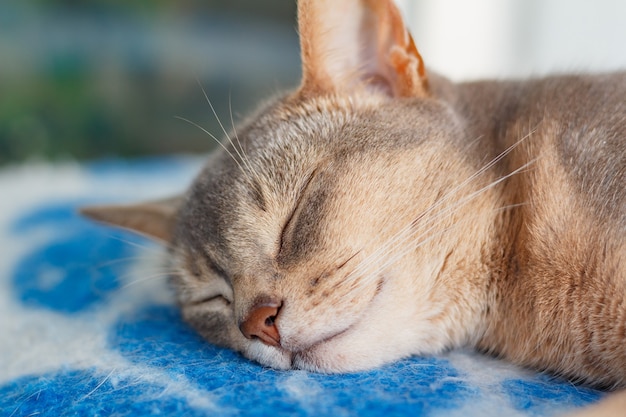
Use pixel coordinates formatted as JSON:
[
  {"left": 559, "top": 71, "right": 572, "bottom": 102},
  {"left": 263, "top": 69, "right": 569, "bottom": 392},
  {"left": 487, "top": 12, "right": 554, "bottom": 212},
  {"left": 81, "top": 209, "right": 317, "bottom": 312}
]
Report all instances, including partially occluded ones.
[{"left": 239, "top": 302, "right": 281, "bottom": 347}]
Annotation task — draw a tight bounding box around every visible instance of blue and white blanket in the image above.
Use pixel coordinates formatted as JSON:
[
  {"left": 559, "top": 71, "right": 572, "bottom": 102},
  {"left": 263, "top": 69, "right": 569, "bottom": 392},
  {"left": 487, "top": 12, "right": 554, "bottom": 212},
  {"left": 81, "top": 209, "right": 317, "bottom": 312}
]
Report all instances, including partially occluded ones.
[{"left": 0, "top": 158, "right": 605, "bottom": 416}]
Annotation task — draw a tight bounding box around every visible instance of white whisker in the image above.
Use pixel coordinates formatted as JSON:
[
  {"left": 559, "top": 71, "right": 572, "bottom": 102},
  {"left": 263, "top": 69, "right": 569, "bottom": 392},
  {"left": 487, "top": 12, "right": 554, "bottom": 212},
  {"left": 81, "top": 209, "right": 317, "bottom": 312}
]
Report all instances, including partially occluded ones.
[
  {"left": 91, "top": 254, "right": 162, "bottom": 270},
  {"left": 347, "top": 134, "right": 532, "bottom": 281},
  {"left": 228, "top": 90, "right": 261, "bottom": 185},
  {"left": 348, "top": 158, "right": 537, "bottom": 287},
  {"left": 174, "top": 116, "right": 252, "bottom": 183},
  {"left": 120, "top": 272, "right": 179, "bottom": 289},
  {"left": 195, "top": 78, "right": 263, "bottom": 187},
  {"left": 196, "top": 79, "right": 247, "bottom": 168},
  {"left": 104, "top": 235, "right": 163, "bottom": 255}
]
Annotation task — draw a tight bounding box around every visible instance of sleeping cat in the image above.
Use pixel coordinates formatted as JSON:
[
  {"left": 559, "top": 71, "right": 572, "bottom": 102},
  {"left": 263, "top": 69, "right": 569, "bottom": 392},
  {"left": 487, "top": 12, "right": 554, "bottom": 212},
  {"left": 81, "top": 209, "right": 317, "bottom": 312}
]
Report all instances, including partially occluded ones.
[{"left": 82, "top": 0, "right": 626, "bottom": 403}]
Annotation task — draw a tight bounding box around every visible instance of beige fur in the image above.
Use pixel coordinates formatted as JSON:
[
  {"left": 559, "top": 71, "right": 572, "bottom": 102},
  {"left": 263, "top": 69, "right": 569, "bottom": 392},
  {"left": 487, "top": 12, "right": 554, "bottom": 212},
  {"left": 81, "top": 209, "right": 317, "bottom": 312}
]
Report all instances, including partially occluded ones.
[{"left": 82, "top": 0, "right": 626, "bottom": 413}]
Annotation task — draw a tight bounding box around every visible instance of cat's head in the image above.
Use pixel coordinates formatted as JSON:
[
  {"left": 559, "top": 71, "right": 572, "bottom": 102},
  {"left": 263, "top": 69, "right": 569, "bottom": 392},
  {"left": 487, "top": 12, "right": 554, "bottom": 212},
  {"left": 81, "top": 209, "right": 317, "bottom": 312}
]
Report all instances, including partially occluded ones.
[{"left": 83, "top": 0, "right": 495, "bottom": 372}]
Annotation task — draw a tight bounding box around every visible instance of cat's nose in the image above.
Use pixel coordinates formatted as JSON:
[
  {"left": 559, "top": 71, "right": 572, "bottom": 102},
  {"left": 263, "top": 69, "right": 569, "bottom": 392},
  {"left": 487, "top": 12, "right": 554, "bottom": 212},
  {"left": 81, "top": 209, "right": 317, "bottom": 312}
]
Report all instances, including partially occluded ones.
[{"left": 239, "top": 301, "right": 281, "bottom": 347}]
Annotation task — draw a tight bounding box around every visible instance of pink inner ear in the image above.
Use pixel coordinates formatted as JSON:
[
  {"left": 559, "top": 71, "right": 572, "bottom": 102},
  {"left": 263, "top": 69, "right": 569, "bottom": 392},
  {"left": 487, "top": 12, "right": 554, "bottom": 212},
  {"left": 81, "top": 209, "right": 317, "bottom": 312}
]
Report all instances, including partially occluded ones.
[{"left": 297, "top": 0, "right": 427, "bottom": 98}]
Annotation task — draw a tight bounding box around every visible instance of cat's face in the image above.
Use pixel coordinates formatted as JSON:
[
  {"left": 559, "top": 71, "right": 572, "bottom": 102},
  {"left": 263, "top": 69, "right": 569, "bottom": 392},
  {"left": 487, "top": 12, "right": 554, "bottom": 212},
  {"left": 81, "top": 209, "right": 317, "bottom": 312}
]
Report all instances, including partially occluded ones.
[
  {"left": 170, "top": 92, "right": 486, "bottom": 371},
  {"left": 82, "top": 0, "right": 496, "bottom": 372}
]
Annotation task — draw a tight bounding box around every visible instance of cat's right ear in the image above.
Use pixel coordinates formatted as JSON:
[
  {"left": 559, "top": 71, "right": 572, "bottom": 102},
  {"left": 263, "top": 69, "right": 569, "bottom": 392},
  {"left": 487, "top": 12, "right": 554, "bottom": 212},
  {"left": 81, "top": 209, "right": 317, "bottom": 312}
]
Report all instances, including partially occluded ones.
[
  {"left": 297, "top": 0, "right": 428, "bottom": 98},
  {"left": 79, "top": 196, "right": 183, "bottom": 244}
]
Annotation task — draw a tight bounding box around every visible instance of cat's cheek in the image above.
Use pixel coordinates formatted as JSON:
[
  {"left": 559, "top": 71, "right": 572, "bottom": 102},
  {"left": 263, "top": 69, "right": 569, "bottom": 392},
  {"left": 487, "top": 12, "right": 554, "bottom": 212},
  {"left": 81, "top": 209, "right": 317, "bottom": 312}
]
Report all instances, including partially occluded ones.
[
  {"left": 276, "top": 274, "right": 384, "bottom": 353},
  {"left": 290, "top": 319, "right": 445, "bottom": 373},
  {"left": 287, "top": 293, "right": 410, "bottom": 372},
  {"left": 289, "top": 277, "right": 456, "bottom": 373}
]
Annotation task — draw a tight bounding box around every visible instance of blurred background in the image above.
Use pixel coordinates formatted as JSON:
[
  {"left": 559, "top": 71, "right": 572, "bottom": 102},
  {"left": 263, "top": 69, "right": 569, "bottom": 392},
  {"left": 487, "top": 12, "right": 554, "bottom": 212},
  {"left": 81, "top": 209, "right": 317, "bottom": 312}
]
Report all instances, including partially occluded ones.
[
  {"left": 1, "top": 0, "right": 625, "bottom": 166},
  {"left": 401, "top": 0, "right": 626, "bottom": 80},
  {"left": 0, "top": 0, "right": 300, "bottom": 165}
]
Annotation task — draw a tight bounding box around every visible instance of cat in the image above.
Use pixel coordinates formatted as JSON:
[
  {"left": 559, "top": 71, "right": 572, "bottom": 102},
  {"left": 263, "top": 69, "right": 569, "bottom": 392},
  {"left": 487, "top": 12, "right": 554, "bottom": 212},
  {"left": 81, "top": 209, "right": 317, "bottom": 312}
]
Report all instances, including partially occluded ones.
[{"left": 81, "top": 0, "right": 626, "bottom": 409}]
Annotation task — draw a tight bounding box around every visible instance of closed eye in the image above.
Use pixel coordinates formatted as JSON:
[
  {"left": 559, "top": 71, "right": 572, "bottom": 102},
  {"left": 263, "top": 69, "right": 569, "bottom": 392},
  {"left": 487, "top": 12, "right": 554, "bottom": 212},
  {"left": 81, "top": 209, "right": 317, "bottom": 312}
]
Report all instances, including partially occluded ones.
[
  {"left": 199, "top": 251, "right": 233, "bottom": 289},
  {"left": 206, "top": 257, "right": 229, "bottom": 283},
  {"left": 190, "top": 294, "right": 231, "bottom": 307},
  {"left": 184, "top": 253, "right": 234, "bottom": 305},
  {"left": 278, "top": 168, "right": 318, "bottom": 255},
  {"left": 186, "top": 250, "right": 230, "bottom": 285}
]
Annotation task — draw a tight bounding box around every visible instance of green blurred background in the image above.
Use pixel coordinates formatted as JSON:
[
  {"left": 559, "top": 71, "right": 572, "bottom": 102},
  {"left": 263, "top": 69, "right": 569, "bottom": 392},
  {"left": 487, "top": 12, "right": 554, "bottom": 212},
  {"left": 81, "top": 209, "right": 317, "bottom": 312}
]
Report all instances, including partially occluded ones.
[{"left": 0, "top": 0, "right": 301, "bottom": 165}]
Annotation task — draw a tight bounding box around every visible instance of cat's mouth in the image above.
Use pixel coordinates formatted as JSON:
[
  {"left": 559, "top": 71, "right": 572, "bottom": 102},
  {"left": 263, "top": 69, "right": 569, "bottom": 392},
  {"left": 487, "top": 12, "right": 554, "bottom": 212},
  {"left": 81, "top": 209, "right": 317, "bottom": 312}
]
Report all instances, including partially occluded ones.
[
  {"left": 286, "top": 327, "right": 353, "bottom": 371},
  {"left": 279, "top": 275, "right": 387, "bottom": 372}
]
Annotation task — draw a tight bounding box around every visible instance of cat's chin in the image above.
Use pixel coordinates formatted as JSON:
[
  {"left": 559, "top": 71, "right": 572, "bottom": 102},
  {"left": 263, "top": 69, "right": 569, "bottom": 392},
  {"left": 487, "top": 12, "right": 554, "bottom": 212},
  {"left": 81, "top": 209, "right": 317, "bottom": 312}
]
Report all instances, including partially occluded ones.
[
  {"left": 243, "top": 275, "right": 412, "bottom": 373},
  {"left": 246, "top": 343, "right": 385, "bottom": 374},
  {"left": 242, "top": 334, "right": 375, "bottom": 373},
  {"left": 244, "top": 343, "right": 293, "bottom": 370},
  {"left": 290, "top": 349, "right": 364, "bottom": 373},
  {"left": 244, "top": 328, "right": 398, "bottom": 374},
  {"left": 290, "top": 340, "right": 398, "bottom": 373}
]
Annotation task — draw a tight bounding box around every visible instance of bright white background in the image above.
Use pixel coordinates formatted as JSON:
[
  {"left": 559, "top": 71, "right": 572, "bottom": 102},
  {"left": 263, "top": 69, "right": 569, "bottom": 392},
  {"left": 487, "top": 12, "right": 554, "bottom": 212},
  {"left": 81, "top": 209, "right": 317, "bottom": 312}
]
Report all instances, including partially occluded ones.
[{"left": 396, "top": 0, "right": 626, "bottom": 80}]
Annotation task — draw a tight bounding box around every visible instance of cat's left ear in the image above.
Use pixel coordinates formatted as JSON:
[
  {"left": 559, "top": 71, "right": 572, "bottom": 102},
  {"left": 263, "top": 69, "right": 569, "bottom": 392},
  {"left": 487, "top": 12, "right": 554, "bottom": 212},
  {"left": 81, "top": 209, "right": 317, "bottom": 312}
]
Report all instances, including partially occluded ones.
[
  {"left": 80, "top": 196, "right": 183, "bottom": 243},
  {"left": 297, "top": 0, "right": 428, "bottom": 98}
]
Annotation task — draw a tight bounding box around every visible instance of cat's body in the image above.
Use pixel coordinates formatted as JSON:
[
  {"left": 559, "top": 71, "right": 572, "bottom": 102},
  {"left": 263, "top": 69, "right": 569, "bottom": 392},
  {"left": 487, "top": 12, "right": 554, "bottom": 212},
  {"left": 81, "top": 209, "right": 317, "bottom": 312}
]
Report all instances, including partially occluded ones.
[
  {"left": 82, "top": 0, "right": 626, "bottom": 402},
  {"left": 450, "top": 74, "right": 626, "bottom": 388},
  {"left": 162, "top": 72, "right": 626, "bottom": 386}
]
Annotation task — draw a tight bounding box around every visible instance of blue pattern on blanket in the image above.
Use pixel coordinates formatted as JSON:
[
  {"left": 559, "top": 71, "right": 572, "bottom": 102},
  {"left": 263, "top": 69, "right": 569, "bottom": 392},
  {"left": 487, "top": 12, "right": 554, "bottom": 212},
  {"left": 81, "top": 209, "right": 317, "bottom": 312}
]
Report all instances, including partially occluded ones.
[
  {"left": 503, "top": 378, "right": 602, "bottom": 413},
  {"left": 0, "top": 369, "right": 212, "bottom": 417},
  {"left": 111, "top": 305, "right": 477, "bottom": 415},
  {"left": 0, "top": 159, "right": 605, "bottom": 416},
  {"left": 11, "top": 202, "right": 146, "bottom": 313}
]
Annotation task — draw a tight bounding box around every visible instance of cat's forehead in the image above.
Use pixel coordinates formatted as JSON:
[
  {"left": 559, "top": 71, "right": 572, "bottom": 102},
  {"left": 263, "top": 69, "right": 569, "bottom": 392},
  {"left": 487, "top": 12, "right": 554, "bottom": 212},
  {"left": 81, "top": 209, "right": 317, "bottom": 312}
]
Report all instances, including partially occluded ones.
[
  {"left": 241, "top": 95, "right": 369, "bottom": 152},
  {"left": 240, "top": 93, "right": 446, "bottom": 161},
  {"left": 175, "top": 101, "right": 348, "bottom": 260},
  {"left": 223, "top": 96, "right": 377, "bottom": 193},
  {"left": 176, "top": 93, "right": 456, "bottom": 259}
]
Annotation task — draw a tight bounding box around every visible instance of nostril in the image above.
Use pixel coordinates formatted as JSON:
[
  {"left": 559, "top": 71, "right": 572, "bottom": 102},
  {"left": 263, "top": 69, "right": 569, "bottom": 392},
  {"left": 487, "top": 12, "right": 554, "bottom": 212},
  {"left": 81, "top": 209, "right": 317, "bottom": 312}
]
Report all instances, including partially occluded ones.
[{"left": 239, "top": 302, "right": 282, "bottom": 347}]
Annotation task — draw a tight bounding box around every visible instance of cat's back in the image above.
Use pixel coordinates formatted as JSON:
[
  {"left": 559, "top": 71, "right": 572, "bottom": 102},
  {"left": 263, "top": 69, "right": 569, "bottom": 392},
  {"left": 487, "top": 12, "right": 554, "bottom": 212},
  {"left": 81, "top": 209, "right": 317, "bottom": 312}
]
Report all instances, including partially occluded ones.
[{"left": 451, "top": 72, "right": 626, "bottom": 222}]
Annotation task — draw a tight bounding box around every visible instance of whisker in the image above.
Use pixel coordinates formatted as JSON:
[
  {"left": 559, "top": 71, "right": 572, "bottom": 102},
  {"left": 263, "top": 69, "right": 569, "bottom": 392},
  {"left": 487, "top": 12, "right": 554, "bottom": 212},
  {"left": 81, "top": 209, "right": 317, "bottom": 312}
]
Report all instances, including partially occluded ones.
[
  {"left": 103, "top": 234, "right": 164, "bottom": 255},
  {"left": 225, "top": 88, "right": 253, "bottom": 171},
  {"left": 493, "top": 202, "right": 530, "bottom": 212},
  {"left": 195, "top": 77, "right": 236, "bottom": 151},
  {"left": 348, "top": 132, "right": 537, "bottom": 281},
  {"left": 91, "top": 254, "right": 163, "bottom": 270},
  {"left": 111, "top": 263, "right": 182, "bottom": 284},
  {"left": 195, "top": 78, "right": 258, "bottom": 184},
  {"left": 174, "top": 116, "right": 252, "bottom": 183},
  {"left": 228, "top": 89, "right": 260, "bottom": 184},
  {"left": 417, "top": 130, "right": 536, "bottom": 224},
  {"left": 120, "top": 272, "right": 180, "bottom": 289},
  {"left": 353, "top": 201, "right": 528, "bottom": 294},
  {"left": 364, "top": 220, "right": 470, "bottom": 290},
  {"left": 349, "top": 159, "right": 537, "bottom": 286}
]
